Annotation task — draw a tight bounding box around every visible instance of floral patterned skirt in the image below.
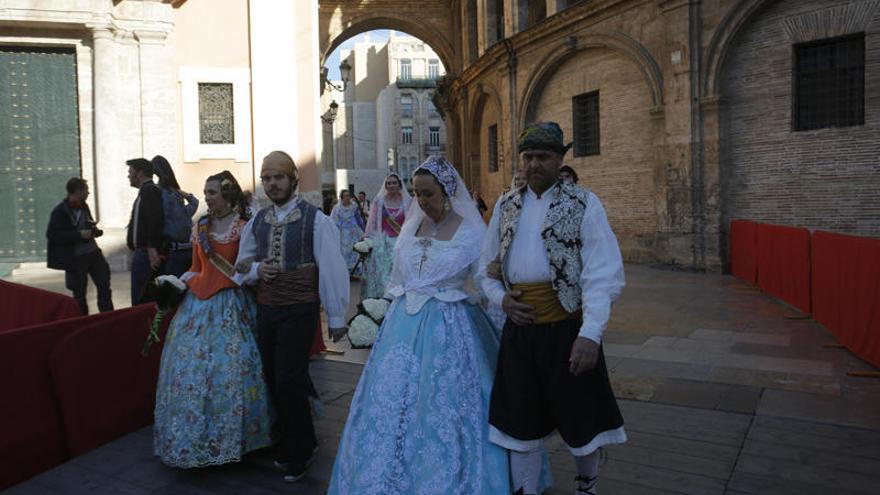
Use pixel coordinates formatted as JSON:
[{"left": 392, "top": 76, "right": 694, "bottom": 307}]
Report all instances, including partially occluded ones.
[
  {"left": 362, "top": 234, "right": 398, "bottom": 299},
  {"left": 153, "top": 287, "right": 271, "bottom": 468}
]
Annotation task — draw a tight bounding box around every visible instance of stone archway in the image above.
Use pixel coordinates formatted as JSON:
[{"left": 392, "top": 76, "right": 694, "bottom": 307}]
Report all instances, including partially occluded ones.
[
  {"left": 319, "top": 2, "right": 458, "bottom": 71},
  {"left": 469, "top": 84, "right": 506, "bottom": 201}
]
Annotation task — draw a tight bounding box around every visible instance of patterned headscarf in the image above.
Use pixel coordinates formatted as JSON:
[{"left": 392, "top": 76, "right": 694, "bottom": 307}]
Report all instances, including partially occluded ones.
[
  {"left": 517, "top": 122, "right": 572, "bottom": 155},
  {"left": 414, "top": 156, "right": 458, "bottom": 197}
]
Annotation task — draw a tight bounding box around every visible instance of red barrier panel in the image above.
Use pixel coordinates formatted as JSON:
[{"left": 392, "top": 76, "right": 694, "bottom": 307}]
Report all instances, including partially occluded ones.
[
  {"left": 0, "top": 280, "right": 80, "bottom": 332},
  {"left": 0, "top": 316, "right": 90, "bottom": 489},
  {"left": 49, "top": 305, "right": 167, "bottom": 456},
  {"left": 730, "top": 220, "right": 758, "bottom": 283},
  {"left": 756, "top": 223, "right": 811, "bottom": 315},
  {"left": 812, "top": 231, "right": 880, "bottom": 368}
]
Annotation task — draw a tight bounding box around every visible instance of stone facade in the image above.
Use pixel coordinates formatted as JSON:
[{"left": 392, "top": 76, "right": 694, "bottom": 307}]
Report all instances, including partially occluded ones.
[
  {"left": 432, "top": 0, "right": 880, "bottom": 269},
  {"left": 3, "top": 0, "right": 877, "bottom": 271},
  {"left": 720, "top": 0, "right": 880, "bottom": 243},
  {"left": 1, "top": 0, "right": 178, "bottom": 268}
]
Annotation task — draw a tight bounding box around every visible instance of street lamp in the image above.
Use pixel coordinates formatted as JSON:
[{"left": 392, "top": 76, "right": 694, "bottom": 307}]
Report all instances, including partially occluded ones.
[
  {"left": 320, "top": 59, "right": 352, "bottom": 94},
  {"left": 321, "top": 100, "right": 339, "bottom": 124}
]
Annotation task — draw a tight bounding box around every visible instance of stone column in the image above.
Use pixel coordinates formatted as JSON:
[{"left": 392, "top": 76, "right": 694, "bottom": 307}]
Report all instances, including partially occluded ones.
[
  {"left": 88, "top": 24, "right": 127, "bottom": 229},
  {"left": 701, "top": 96, "right": 724, "bottom": 271},
  {"left": 656, "top": 0, "right": 698, "bottom": 267},
  {"left": 134, "top": 29, "right": 176, "bottom": 161},
  {"left": 249, "top": 0, "right": 322, "bottom": 206}
]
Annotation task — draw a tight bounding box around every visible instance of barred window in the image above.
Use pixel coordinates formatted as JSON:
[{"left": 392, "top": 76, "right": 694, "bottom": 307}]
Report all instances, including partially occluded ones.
[
  {"left": 198, "top": 83, "right": 234, "bottom": 144},
  {"left": 488, "top": 124, "right": 499, "bottom": 172},
  {"left": 794, "top": 34, "right": 865, "bottom": 131},
  {"left": 572, "top": 91, "right": 599, "bottom": 157}
]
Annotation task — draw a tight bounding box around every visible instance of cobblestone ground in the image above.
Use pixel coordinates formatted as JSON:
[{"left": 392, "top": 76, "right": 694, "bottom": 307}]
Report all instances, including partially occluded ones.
[{"left": 4, "top": 264, "right": 879, "bottom": 494}]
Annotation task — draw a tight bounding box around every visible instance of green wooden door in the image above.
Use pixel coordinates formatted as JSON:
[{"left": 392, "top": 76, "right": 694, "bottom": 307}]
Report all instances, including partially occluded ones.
[{"left": 0, "top": 46, "right": 81, "bottom": 261}]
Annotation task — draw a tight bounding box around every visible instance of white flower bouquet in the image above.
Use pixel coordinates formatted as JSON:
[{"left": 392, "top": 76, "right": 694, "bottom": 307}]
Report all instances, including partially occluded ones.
[
  {"left": 353, "top": 238, "right": 373, "bottom": 254},
  {"left": 350, "top": 238, "right": 374, "bottom": 276},
  {"left": 141, "top": 275, "right": 188, "bottom": 356},
  {"left": 347, "top": 297, "right": 392, "bottom": 348}
]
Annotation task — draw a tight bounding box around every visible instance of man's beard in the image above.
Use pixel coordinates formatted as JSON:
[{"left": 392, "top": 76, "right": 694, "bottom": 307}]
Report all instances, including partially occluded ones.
[{"left": 270, "top": 187, "right": 293, "bottom": 205}]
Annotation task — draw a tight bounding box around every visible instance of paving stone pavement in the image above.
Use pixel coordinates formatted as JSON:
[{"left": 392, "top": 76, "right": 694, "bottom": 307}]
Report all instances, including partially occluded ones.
[{"left": 3, "top": 264, "right": 880, "bottom": 494}]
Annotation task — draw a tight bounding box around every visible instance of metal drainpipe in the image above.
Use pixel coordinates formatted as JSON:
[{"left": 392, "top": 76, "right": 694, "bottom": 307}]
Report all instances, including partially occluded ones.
[
  {"left": 689, "top": 0, "right": 706, "bottom": 270},
  {"left": 503, "top": 38, "right": 518, "bottom": 179}
]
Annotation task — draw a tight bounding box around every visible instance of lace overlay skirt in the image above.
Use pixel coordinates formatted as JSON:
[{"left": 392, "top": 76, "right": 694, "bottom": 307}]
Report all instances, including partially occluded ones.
[{"left": 327, "top": 299, "right": 510, "bottom": 494}]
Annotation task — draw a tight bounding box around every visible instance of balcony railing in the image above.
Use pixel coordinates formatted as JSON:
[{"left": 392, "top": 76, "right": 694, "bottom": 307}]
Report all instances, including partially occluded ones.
[
  {"left": 396, "top": 77, "right": 439, "bottom": 89},
  {"left": 424, "top": 142, "right": 446, "bottom": 153}
]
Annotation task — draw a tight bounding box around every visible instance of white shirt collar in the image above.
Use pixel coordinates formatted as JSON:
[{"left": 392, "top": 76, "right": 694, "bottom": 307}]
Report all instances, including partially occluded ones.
[{"left": 526, "top": 184, "right": 557, "bottom": 202}]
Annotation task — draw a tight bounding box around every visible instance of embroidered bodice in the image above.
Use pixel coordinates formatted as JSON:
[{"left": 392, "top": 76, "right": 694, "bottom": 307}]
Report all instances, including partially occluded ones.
[
  {"left": 186, "top": 218, "right": 246, "bottom": 300},
  {"left": 386, "top": 221, "right": 482, "bottom": 314},
  {"left": 381, "top": 205, "right": 405, "bottom": 238}
]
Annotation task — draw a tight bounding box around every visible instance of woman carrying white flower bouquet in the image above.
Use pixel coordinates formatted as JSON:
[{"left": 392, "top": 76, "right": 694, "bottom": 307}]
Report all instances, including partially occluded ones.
[
  {"left": 328, "top": 157, "right": 548, "bottom": 494},
  {"left": 153, "top": 171, "right": 271, "bottom": 468},
  {"left": 361, "top": 173, "right": 412, "bottom": 298}
]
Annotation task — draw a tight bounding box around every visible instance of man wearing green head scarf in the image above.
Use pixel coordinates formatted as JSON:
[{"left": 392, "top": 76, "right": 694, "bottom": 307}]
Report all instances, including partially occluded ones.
[{"left": 479, "top": 122, "right": 627, "bottom": 495}]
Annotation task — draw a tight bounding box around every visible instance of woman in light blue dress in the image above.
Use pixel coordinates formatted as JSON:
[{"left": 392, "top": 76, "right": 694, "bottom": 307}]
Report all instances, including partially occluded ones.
[
  {"left": 329, "top": 157, "right": 538, "bottom": 494},
  {"left": 330, "top": 190, "right": 366, "bottom": 275}
]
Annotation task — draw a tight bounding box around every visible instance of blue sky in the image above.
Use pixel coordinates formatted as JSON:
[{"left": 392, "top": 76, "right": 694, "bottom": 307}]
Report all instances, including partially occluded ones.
[{"left": 326, "top": 30, "right": 392, "bottom": 80}]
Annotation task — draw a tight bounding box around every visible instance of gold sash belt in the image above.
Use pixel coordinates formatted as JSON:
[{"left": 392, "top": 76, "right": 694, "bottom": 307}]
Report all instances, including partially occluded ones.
[{"left": 510, "top": 282, "right": 579, "bottom": 324}]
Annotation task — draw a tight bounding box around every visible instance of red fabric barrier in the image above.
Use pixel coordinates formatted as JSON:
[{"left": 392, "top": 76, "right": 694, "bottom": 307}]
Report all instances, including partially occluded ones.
[
  {"left": 48, "top": 305, "right": 167, "bottom": 456},
  {"left": 729, "top": 220, "right": 758, "bottom": 283},
  {"left": 0, "top": 315, "right": 91, "bottom": 489},
  {"left": 756, "top": 223, "right": 811, "bottom": 314},
  {"left": 812, "top": 231, "right": 880, "bottom": 368},
  {"left": 0, "top": 280, "right": 80, "bottom": 332}
]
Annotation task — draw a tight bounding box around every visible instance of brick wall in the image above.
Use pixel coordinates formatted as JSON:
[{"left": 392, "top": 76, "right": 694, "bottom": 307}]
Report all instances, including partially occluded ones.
[
  {"left": 532, "top": 47, "right": 659, "bottom": 259},
  {"left": 720, "top": 0, "right": 880, "bottom": 238}
]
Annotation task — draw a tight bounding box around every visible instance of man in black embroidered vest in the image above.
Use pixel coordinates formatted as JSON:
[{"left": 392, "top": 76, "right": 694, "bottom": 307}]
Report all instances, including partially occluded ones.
[
  {"left": 479, "top": 122, "right": 626, "bottom": 495},
  {"left": 236, "top": 151, "right": 350, "bottom": 483}
]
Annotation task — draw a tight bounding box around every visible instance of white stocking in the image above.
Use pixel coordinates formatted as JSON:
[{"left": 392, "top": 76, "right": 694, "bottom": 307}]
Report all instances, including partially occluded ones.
[
  {"left": 574, "top": 450, "right": 601, "bottom": 493},
  {"left": 510, "top": 448, "right": 543, "bottom": 494}
]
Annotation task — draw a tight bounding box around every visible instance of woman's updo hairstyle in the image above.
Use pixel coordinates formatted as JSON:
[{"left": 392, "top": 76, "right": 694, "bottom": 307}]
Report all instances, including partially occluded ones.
[{"left": 206, "top": 171, "right": 252, "bottom": 220}]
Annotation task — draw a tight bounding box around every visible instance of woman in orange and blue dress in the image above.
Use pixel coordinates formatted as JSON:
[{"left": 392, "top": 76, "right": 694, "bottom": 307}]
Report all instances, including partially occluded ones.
[{"left": 153, "top": 171, "right": 271, "bottom": 468}]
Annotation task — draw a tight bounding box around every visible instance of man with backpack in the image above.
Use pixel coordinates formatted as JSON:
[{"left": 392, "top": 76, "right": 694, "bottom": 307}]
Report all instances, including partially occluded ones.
[{"left": 152, "top": 155, "right": 199, "bottom": 277}]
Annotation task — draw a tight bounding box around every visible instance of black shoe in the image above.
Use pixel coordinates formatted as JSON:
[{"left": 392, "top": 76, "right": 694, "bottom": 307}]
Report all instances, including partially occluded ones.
[
  {"left": 280, "top": 447, "right": 318, "bottom": 483},
  {"left": 281, "top": 462, "right": 310, "bottom": 483},
  {"left": 575, "top": 474, "right": 598, "bottom": 495}
]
